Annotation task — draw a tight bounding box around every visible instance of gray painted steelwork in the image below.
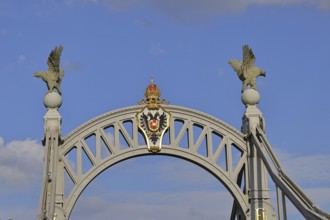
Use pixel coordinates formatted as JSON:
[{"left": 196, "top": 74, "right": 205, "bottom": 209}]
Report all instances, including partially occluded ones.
[
  {"left": 60, "top": 105, "right": 249, "bottom": 219},
  {"left": 38, "top": 103, "right": 330, "bottom": 220}
]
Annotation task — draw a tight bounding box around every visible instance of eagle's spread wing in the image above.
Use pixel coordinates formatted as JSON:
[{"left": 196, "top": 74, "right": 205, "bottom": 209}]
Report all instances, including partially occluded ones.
[
  {"left": 159, "top": 112, "right": 167, "bottom": 131},
  {"left": 228, "top": 59, "right": 243, "bottom": 79},
  {"left": 140, "top": 113, "right": 149, "bottom": 133},
  {"left": 47, "top": 45, "right": 63, "bottom": 73},
  {"left": 242, "top": 45, "right": 255, "bottom": 69},
  {"left": 59, "top": 69, "right": 64, "bottom": 81}
]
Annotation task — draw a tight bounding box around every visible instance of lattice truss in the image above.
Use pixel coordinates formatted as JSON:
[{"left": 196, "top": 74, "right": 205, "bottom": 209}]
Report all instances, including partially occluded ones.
[{"left": 59, "top": 106, "right": 250, "bottom": 216}]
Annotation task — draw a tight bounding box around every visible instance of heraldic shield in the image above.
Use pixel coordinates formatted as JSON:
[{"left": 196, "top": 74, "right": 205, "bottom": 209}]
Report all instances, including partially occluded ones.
[
  {"left": 137, "top": 106, "right": 170, "bottom": 152},
  {"left": 136, "top": 79, "right": 170, "bottom": 152}
]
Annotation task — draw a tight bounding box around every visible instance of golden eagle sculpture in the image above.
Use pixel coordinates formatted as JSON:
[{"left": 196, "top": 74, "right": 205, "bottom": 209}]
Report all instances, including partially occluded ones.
[
  {"left": 34, "top": 45, "right": 64, "bottom": 95},
  {"left": 228, "top": 45, "right": 266, "bottom": 93}
]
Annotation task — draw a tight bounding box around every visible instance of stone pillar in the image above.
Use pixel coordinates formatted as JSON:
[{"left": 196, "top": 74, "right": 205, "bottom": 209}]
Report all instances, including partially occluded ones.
[
  {"left": 38, "top": 92, "right": 65, "bottom": 220},
  {"left": 241, "top": 89, "right": 275, "bottom": 220}
]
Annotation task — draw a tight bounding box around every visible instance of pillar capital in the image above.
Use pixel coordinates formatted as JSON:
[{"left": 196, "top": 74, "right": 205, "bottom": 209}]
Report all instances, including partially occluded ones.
[{"left": 241, "top": 88, "right": 265, "bottom": 134}]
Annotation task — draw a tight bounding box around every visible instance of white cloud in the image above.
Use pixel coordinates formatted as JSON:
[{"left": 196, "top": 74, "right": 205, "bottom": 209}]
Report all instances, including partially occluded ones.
[
  {"left": 18, "top": 55, "right": 26, "bottom": 64},
  {"left": 136, "top": 19, "right": 155, "bottom": 30},
  {"left": 0, "top": 136, "right": 4, "bottom": 146},
  {"left": 304, "top": 188, "right": 330, "bottom": 212},
  {"left": 156, "top": 158, "right": 217, "bottom": 186},
  {"left": 316, "top": 0, "right": 330, "bottom": 10},
  {"left": 0, "top": 205, "right": 38, "bottom": 220},
  {"left": 258, "top": 0, "right": 330, "bottom": 11},
  {"left": 0, "top": 137, "right": 43, "bottom": 188},
  {"left": 268, "top": 186, "right": 330, "bottom": 218},
  {"left": 268, "top": 148, "right": 330, "bottom": 215},
  {"left": 217, "top": 68, "right": 227, "bottom": 76},
  {"left": 68, "top": 156, "right": 234, "bottom": 218},
  {"left": 71, "top": 191, "right": 233, "bottom": 219},
  {"left": 150, "top": 42, "right": 165, "bottom": 55},
  {"left": 274, "top": 148, "right": 330, "bottom": 185},
  {"left": 112, "top": 156, "right": 219, "bottom": 189},
  {"left": 62, "top": 60, "right": 84, "bottom": 72},
  {"left": 71, "top": 0, "right": 330, "bottom": 23}
]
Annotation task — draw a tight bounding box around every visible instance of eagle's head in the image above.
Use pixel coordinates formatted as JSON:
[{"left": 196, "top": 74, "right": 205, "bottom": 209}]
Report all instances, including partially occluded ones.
[
  {"left": 254, "top": 67, "right": 266, "bottom": 77},
  {"left": 260, "top": 70, "right": 266, "bottom": 77},
  {"left": 33, "top": 71, "right": 47, "bottom": 80}
]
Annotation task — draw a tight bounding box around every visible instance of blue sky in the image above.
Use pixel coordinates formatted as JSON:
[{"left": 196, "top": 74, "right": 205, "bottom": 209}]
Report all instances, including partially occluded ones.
[{"left": 0, "top": 0, "right": 330, "bottom": 219}]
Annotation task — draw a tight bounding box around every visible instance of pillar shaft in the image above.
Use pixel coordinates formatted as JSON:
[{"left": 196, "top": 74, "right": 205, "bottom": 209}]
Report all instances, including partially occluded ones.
[
  {"left": 38, "top": 107, "right": 65, "bottom": 220},
  {"left": 242, "top": 104, "right": 275, "bottom": 220}
]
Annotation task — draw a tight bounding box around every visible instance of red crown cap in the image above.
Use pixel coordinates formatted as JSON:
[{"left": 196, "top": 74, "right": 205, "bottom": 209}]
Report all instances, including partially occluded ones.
[{"left": 145, "top": 79, "right": 160, "bottom": 101}]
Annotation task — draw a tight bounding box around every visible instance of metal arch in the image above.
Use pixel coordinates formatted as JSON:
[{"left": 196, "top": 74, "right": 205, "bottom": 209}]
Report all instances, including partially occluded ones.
[{"left": 59, "top": 105, "right": 250, "bottom": 218}]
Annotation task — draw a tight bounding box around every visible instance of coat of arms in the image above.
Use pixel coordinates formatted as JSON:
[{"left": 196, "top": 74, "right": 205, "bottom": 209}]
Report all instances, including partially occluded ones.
[{"left": 136, "top": 79, "right": 170, "bottom": 152}]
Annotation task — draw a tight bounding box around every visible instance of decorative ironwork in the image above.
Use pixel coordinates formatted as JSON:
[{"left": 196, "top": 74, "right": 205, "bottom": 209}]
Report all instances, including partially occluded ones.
[{"left": 137, "top": 79, "right": 170, "bottom": 152}]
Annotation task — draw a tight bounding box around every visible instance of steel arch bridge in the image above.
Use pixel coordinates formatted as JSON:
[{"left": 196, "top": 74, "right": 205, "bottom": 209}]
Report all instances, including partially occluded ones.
[
  {"left": 38, "top": 90, "right": 330, "bottom": 220},
  {"left": 58, "top": 105, "right": 250, "bottom": 218},
  {"left": 34, "top": 44, "right": 330, "bottom": 220}
]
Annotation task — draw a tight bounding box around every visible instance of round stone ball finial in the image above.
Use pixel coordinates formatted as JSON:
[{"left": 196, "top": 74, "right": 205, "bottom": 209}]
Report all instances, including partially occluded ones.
[
  {"left": 241, "top": 88, "right": 260, "bottom": 106},
  {"left": 44, "top": 91, "right": 62, "bottom": 109}
]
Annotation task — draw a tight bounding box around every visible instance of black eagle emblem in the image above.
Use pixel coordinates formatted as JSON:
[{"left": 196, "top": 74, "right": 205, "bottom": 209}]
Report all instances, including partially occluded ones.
[{"left": 140, "top": 112, "right": 168, "bottom": 145}]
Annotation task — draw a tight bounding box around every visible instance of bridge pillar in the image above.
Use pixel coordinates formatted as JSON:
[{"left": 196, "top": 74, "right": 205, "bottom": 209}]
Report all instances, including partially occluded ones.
[
  {"left": 38, "top": 92, "right": 66, "bottom": 220},
  {"left": 241, "top": 89, "right": 276, "bottom": 220}
]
